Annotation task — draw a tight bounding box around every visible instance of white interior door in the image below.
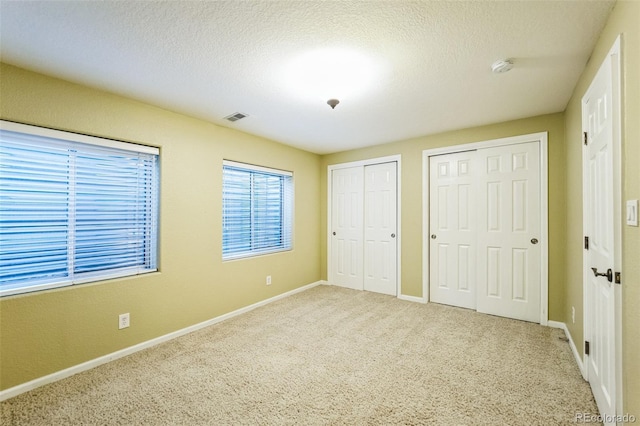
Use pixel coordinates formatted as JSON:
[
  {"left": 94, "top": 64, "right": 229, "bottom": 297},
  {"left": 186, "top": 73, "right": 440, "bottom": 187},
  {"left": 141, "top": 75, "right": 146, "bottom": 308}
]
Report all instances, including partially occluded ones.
[
  {"left": 331, "top": 166, "right": 364, "bottom": 290},
  {"left": 583, "top": 39, "right": 618, "bottom": 423},
  {"left": 476, "top": 141, "right": 541, "bottom": 322},
  {"left": 363, "top": 162, "right": 397, "bottom": 296},
  {"left": 429, "top": 151, "right": 477, "bottom": 309}
]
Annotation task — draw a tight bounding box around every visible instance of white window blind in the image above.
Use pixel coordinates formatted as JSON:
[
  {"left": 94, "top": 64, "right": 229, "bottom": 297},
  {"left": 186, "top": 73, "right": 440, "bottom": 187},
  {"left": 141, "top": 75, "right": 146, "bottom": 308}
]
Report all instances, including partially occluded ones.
[
  {"left": 0, "top": 121, "right": 159, "bottom": 297},
  {"left": 222, "top": 160, "right": 292, "bottom": 260}
]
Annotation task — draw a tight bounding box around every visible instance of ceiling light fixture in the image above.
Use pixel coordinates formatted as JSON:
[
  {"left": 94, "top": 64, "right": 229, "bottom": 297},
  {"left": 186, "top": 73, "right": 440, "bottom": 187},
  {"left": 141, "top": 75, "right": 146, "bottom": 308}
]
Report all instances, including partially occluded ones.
[
  {"left": 283, "top": 48, "right": 380, "bottom": 106},
  {"left": 491, "top": 59, "right": 514, "bottom": 74}
]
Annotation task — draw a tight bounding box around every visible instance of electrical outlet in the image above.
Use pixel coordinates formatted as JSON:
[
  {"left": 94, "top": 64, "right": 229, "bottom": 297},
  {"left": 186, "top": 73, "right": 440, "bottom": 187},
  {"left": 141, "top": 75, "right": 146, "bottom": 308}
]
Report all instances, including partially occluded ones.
[
  {"left": 571, "top": 306, "right": 575, "bottom": 324},
  {"left": 119, "top": 313, "right": 130, "bottom": 329},
  {"left": 266, "top": 275, "right": 272, "bottom": 286}
]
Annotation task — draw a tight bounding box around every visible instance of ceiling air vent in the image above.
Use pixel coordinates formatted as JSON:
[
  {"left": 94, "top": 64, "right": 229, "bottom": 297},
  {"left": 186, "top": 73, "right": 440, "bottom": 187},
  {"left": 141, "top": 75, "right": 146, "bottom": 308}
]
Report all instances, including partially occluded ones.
[{"left": 224, "top": 112, "right": 248, "bottom": 122}]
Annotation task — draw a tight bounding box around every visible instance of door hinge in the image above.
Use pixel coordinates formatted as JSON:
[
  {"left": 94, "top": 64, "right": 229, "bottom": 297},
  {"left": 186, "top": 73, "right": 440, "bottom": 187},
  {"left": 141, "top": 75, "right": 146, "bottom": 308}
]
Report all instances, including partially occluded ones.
[
  {"left": 615, "top": 271, "right": 621, "bottom": 285},
  {"left": 584, "top": 236, "right": 589, "bottom": 250},
  {"left": 585, "top": 341, "right": 590, "bottom": 356},
  {"left": 583, "top": 131, "right": 588, "bottom": 145}
]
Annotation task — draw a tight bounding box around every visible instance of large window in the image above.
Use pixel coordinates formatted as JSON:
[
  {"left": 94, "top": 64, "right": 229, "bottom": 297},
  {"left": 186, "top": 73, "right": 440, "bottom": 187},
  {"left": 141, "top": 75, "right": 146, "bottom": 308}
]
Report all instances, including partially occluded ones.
[
  {"left": 222, "top": 160, "right": 293, "bottom": 260},
  {"left": 0, "top": 121, "right": 159, "bottom": 297}
]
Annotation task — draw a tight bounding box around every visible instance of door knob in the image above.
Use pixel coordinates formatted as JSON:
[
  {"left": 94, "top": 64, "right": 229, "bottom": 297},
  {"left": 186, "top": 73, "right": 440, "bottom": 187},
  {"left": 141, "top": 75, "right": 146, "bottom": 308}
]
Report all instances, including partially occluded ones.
[
  {"left": 391, "top": 233, "right": 396, "bottom": 238},
  {"left": 531, "top": 238, "right": 539, "bottom": 244},
  {"left": 332, "top": 232, "right": 336, "bottom": 236},
  {"left": 431, "top": 234, "right": 436, "bottom": 239},
  {"left": 591, "top": 267, "right": 613, "bottom": 283}
]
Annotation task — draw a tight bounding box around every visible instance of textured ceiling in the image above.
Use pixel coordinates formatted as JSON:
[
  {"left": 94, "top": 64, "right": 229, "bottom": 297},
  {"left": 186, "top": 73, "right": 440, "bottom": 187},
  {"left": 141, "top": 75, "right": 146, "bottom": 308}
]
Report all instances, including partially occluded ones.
[{"left": 0, "top": 1, "right": 615, "bottom": 154}]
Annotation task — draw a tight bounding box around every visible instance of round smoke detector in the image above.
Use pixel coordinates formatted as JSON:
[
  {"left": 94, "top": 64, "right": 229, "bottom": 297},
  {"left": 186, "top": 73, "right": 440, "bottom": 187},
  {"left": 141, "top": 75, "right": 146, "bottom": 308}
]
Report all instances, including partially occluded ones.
[{"left": 491, "top": 59, "right": 514, "bottom": 74}]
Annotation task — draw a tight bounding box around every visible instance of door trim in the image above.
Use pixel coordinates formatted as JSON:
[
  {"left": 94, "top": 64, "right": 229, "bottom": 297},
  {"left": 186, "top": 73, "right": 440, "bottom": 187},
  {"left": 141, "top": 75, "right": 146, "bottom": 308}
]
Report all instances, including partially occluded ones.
[
  {"left": 422, "top": 132, "right": 549, "bottom": 324},
  {"left": 581, "top": 34, "right": 623, "bottom": 420},
  {"left": 327, "top": 155, "right": 402, "bottom": 297}
]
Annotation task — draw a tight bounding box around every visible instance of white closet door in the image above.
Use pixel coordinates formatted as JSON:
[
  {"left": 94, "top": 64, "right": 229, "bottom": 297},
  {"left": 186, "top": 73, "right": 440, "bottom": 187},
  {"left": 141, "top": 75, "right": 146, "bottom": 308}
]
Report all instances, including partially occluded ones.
[
  {"left": 363, "top": 162, "right": 397, "bottom": 296},
  {"left": 476, "top": 141, "right": 541, "bottom": 322},
  {"left": 331, "top": 166, "right": 364, "bottom": 290},
  {"left": 429, "top": 152, "right": 477, "bottom": 309}
]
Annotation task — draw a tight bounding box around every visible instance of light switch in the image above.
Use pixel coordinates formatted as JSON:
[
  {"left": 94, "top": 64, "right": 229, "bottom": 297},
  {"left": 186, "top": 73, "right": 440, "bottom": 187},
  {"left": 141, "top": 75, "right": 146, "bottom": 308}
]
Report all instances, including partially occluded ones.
[{"left": 627, "top": 200, "right": 638, "bottom": 226}]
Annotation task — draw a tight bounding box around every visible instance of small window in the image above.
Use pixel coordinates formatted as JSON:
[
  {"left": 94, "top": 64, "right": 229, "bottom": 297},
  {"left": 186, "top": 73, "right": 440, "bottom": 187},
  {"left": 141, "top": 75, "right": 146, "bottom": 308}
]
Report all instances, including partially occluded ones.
[
  {"left": 222, "top": 160, "right": 293, "bottom": 260},
  {"left": 0, "top": 121, "right": 160, "bottom": 297}
]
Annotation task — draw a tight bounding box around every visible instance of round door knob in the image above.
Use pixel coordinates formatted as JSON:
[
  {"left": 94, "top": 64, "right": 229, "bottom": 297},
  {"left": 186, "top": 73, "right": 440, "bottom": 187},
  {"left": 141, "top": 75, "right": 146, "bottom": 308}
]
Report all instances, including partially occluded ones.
[
  {"left": 531, "top": 238, "right": 538, "bottom": 244},
  {"left": 431, "top": 234, "right": 436, "bottom": 239},
  {"left": 332, "top": 232, "right": 336, "bottom": 236},
  {"left": 391, "top": 233, "right": 396, "bottom": 238}
]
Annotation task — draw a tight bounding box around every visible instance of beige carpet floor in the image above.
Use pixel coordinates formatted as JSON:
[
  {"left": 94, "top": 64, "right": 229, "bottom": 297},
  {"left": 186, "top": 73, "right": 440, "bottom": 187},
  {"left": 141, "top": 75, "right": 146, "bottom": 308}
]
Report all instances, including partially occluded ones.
[{"left": 1, "top": 285, "right": 598, "bottom": 425}]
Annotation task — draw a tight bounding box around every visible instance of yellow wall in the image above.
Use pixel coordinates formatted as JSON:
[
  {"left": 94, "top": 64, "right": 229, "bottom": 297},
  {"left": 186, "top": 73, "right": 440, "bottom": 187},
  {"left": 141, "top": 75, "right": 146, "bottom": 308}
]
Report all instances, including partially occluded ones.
[
  {"left": 320, "top": 113, "right": 567, "bottom": 318},
  {"left": 563, "top": 0, "right": 639, "bottom": 417},
  {"left": 0, "top": 63, "right": 322, "bottom": 390}
]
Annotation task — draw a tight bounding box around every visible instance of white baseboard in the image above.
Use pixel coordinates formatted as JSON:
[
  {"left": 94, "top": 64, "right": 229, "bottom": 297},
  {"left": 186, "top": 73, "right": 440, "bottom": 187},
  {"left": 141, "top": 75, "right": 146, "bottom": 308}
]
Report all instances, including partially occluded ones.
[
  {"left": 0, "top": 280, "right": 324, "bottom": 402},
  {"left": 548, "top": 320, "right": 587, "bottom": 379}
]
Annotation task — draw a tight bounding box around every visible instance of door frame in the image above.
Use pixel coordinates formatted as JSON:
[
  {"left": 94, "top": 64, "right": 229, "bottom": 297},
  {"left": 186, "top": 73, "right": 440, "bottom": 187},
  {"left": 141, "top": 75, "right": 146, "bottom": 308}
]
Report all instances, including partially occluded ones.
[
  {"left": 327, "top": 155, "right": 402, "bottom": 297},
  {"left": 581, "top": 35, "right": 623, "bottom": 419},
  {"left": 422, "top": 132, "right": 549, "bottom": 325}
]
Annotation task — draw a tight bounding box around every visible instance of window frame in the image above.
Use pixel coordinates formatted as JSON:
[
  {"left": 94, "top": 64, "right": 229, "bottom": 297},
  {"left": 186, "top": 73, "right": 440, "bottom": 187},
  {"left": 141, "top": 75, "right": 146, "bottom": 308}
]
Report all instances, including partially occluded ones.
[
  {"left": 222, "top": 160, "right": 293, "bottom": 261},
  {"left": 0, "top": 120, "right": 160, "bottom": 297}
]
